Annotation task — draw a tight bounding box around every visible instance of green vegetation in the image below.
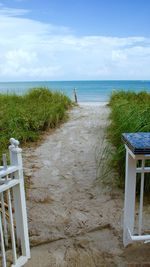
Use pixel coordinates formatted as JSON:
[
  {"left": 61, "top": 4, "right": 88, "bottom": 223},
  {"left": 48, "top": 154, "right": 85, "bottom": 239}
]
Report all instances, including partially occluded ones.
[
  {"left": 108, "top": 90, "right": 150, "bottom": 193},
  {"left": 0, "top": 87, "right": 72, "bottom": 155}
]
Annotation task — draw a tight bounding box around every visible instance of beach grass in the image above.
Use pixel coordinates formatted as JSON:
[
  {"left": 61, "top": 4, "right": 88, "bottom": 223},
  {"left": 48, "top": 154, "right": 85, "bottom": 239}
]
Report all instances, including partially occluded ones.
[
  {"left": 0, "top": 87, "right": 72, "bottom": 157},
  {"left": 108, "top": 90, "right": 150, "bottom": 193}
]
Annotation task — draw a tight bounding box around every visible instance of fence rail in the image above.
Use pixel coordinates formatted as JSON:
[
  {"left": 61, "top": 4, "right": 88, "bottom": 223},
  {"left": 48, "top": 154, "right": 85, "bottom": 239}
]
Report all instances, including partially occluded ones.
[{"left": 0, "top": 138, "right": 30, "bottom": 267}]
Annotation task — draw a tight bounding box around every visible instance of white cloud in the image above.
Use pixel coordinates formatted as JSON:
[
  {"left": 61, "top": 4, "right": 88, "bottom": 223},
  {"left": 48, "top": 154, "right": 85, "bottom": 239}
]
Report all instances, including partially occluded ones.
[
  {"left": 0, "top": 4, "right": 29, "bottom": 17},
  {"left": 0, "top": 6, "right": 150, "bottom": 81}
]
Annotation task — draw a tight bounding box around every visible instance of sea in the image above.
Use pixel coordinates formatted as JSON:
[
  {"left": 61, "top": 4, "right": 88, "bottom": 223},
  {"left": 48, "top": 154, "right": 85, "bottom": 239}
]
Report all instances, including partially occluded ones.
[{"left": 0, "top": 80, "right": 150, "bottom": 103}]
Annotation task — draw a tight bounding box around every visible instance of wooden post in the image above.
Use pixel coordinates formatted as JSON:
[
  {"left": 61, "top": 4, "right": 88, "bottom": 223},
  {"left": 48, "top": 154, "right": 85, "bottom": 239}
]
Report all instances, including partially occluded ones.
[
  {"left": 9, "top": 138, "right": 30, "bottom": 259},
  {"left": 123, "top": 149, "right": 136, "bottom": 246},
  {"left": 122, "top": 133, "right": 150, "bottom": 246},
  {"left": 73, "top": 88, "right": 78, "bottom": 103}
]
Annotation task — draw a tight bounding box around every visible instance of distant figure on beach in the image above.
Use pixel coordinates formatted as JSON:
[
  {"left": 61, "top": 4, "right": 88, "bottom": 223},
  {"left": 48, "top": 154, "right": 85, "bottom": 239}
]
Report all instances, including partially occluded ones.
[{"left": 73, "top": 88, "right": 78, "bottom": 103}]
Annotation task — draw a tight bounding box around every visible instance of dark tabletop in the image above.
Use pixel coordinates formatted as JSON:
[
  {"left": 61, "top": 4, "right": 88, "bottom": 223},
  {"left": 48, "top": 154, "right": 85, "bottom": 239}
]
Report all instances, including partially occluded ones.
[{"left": 122, "top": 132, "right": 150, "bottom": 155}]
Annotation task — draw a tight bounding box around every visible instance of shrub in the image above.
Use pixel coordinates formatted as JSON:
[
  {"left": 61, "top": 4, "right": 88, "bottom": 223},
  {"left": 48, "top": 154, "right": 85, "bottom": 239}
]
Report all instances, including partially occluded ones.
[{"left": 108, "top": 90, "right": 150, "bottom": 193}]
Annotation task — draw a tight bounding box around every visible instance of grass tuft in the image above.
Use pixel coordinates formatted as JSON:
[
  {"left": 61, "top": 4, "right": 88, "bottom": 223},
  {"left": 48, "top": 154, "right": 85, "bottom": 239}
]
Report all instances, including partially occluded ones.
[
  {"left": 0, "top": 87, "right": 72, "bottom": 156},
  {"left": 108, "top": 90, "right": 150, "bottom": 193}
]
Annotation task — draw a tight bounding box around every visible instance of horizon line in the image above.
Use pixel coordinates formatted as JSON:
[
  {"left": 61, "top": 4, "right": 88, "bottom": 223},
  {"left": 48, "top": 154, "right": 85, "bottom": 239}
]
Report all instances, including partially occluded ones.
[{"left": 0, "top": 79, "right": 150, "bottom": 83}]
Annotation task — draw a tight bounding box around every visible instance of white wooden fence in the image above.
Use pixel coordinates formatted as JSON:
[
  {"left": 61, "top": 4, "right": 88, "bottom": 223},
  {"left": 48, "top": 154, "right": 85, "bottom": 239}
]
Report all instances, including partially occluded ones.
[
  {"left": 123, "top": 145, "right": 150, "bottom": 246},
  {"left": 0, "top": 138, "right": 30, "bottom": 267}
]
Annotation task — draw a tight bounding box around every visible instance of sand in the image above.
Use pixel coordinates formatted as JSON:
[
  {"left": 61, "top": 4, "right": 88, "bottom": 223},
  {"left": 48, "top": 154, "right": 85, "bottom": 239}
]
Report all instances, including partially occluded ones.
[{"left": 23, "top": 104, "right": 150, "bottom": 267}]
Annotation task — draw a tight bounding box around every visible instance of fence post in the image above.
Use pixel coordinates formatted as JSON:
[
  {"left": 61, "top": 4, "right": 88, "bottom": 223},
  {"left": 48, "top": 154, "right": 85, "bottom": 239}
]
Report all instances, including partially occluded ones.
[
  {"left": 122, "top": 133, "right": 150, "bottom": 246},
  {"left": 73, "top": 88, "right": 78, "bottom": 103},
  {"left": 9, "top": 138, "right": 30, "bottom": 259},
  {"left": 123, "top": 149, "right": 136, "bottom": 246}
]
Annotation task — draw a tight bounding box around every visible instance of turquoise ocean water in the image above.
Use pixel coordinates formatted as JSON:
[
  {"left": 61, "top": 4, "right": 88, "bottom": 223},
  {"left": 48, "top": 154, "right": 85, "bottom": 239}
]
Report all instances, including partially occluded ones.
[{"left": 0, "top": 80, "right": 150, "bottom": 102}]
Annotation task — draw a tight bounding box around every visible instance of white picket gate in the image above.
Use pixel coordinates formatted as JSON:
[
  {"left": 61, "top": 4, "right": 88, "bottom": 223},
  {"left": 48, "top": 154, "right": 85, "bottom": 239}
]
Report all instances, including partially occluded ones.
[{"left": 0, "top": 138, "right": 30, "bottom": 267}]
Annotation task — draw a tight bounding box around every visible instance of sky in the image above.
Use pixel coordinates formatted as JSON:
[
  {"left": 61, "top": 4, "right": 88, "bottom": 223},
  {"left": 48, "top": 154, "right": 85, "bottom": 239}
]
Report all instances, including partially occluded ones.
[{"left": 0, "top": 0, "right": 150, "bottom": 81}]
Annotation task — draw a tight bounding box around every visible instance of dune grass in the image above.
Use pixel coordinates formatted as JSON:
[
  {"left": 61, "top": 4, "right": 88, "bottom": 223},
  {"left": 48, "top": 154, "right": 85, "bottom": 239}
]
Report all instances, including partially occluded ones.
[
  {"left": 108, "top": 90, "right": 150, "bottom": 193},
  {"left": 0, "top": 87, "right": 72, "bottom": 156}
]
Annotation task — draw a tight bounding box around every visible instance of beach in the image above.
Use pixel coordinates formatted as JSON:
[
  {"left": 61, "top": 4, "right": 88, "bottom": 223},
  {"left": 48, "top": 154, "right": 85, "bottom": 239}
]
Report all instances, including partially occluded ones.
[
  {"left": 1, "top": 0, "right": 150, "bottom": 265},
  {"left": 23, "top": 104, "right": 150, "bottom": 267}
]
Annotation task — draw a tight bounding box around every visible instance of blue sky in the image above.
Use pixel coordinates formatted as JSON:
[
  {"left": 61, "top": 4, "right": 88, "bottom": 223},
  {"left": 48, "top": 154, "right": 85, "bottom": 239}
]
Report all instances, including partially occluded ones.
[
  {"left": 2, "top": 0, "right": 150, "bottom": 37},
  {"left": 0, "top": 0, "right": 150, "bottom": 81}
]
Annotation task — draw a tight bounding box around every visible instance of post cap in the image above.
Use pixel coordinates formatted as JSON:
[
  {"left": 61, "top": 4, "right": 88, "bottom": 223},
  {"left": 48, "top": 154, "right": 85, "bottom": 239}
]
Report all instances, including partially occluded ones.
[
  {"left": 10, "top": 138, "right": 20, "bottom": 148},
  {"left": 122, "top": 132, "right": 150, "bottom": 155}
]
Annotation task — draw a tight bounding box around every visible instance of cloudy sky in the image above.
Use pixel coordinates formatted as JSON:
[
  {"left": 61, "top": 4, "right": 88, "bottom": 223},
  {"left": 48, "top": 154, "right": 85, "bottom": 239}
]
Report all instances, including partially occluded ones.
[{"left": 0, "top": 0, "right": 150, "bottom": 81}]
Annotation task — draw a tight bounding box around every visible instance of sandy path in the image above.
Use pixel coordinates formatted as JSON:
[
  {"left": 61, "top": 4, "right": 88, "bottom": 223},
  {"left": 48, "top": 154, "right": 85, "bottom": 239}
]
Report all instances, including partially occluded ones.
[{"left": 23, "top": 105, "right": 150, "bottom": 267}]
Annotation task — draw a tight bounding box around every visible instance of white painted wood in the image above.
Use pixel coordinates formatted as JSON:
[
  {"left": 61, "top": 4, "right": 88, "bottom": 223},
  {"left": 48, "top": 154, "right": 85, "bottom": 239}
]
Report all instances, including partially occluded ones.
[
  {"left": 11, "top": 256, "right": 29, "bottom": 267},
  {"left": 0, "top": 179, "right": 19, "bottom": 193},
  {"left": 131, "top": 235, "right": 150, "bottom": 241},
  {"left": 2, "top": 154, "right": 7, "bottom": 169},
  {"left": 123, "top": 150, "right": 136, "bottom": 246},
  {"left": 125, "top": 146, "right": 150, "bottom": 160},
  {"left": 0, "top": 138, "right": 30, "bottom": 266},
  {"left": 136, "top": 167, "right": 150, "bottom": 173},
  {"left": 128, "top": 228, "right": 150, "bottom": 242},
  {"left": 9, "top": 139, "right": 30, "bottom": 259},
  {"left": 125, "top": 145, "right": 136, "bottom": 159},
  {"left": 7, "top": 189, "right": 17, "bottom": 264},
  {"left": 138, "top": 159, "right": 145, "bottom": 235},
  {"left": 124, "top": 146, "right": 150, "bottom": 246},
  {"left": 0, "top": 166, "right": 19, "bottom": 179}
]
